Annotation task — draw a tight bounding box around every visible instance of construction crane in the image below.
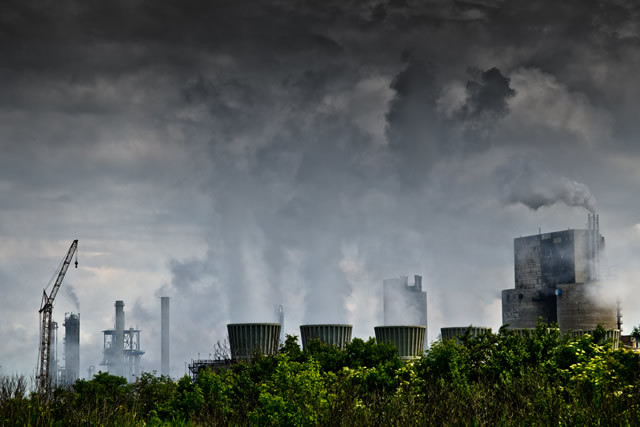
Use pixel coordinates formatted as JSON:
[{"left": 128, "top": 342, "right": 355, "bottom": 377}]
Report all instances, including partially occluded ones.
[{"left": 38, "top": 240, "right": 78, "bottom": 394}]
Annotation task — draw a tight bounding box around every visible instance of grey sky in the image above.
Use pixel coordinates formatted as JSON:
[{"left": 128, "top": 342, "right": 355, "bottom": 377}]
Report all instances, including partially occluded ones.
[{"left": 1, "top": 0, "right": 640, "bottom": 378}]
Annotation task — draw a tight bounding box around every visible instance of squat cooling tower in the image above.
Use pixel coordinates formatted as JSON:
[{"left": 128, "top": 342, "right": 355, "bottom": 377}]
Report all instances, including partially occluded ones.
[
  {"left": 227, "top": 323, "right": 281, "bottom": 360},
  {"left": 374, "top": 326, "right": 425, "bottom": 360},
  {"left": 441, "top": 326, "right": 491, "bottom": 344},
  {"left": 299, "top": 324, "right": 352, "bottom": 350}
]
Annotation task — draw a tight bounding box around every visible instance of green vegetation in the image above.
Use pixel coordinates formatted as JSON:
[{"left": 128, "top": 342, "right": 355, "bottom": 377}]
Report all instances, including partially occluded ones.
[{"left": 3, "top": 323, "right": 640, "bottom": 425}]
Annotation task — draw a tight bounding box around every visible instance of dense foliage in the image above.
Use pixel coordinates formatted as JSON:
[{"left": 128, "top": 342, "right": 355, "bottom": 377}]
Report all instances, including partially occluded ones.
[{"left": 3, "top": 323, "right": 640, "bottom": 425}]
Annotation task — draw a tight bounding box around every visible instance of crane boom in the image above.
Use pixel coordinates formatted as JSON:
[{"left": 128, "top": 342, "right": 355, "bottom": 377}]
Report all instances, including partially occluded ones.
[{"left": 38, "top": 239, "right": 78, "bottom": 394}]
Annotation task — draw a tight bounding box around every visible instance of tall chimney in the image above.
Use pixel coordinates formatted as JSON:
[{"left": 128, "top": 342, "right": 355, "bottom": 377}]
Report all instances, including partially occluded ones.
[
  {"left": 114, "top": 300, "right": 125, "bottom": 376},
  {"left": 160, "top": 297, "right": 170, "bottom": 377}
]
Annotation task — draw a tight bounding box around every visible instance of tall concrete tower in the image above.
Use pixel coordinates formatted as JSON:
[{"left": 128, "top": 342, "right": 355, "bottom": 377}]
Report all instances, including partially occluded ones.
[
  {"left": 160, "top": 297, "right": 170, "bottom": 377},
  {"left": 64, "top": 313, "right": 80, "bottom": 385}
]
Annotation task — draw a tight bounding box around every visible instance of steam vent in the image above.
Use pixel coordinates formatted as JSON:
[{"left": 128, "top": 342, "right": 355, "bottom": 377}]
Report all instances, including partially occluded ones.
[
  {"left": 299, "top": 324, "right": 352, "bottom": 350},
  {"left": 227, "top": 323, "right": 281, "bottom": 360},
  {"left": 374, "top": 326, "right": 425, "bottom": 360},
  {"left": 441, "top": 326, "right": 491, "bottom": 345},
  {"left": 502, "top": 214, "right": 617, "bottom": 332}
]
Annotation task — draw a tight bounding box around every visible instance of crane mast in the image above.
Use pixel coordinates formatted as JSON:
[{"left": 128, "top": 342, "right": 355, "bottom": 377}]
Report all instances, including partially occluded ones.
[{"left": 38, "top": 239, "right": 78, "bottom": 394}]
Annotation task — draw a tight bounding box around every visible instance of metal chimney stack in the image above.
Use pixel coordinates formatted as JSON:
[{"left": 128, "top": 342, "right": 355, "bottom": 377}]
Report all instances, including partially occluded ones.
[{"left": 160, "top": 297, "right": 170, "bottom": 377}]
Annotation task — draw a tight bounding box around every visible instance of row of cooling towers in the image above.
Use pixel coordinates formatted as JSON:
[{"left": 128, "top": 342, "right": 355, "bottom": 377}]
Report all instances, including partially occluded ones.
[
  {"left": 227, "top": 323, "right": 622, "bottom": 361},
  {"left": 226, "top": 323, "right": 495, "bottom": 360}
]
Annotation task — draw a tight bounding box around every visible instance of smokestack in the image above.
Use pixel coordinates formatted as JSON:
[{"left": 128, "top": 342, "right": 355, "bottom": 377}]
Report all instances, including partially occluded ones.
[
  {"left": 160, "top": 297, "right": 170, "bottom": 377},
  {"left": 114, "top": 301, "right": 125, "bottom": 376}
]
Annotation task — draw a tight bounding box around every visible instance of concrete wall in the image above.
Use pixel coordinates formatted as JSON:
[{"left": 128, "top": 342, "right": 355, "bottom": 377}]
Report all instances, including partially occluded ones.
[
  {"left": 514, "top": 235, "right": 542, "bottom": 289},
  {"left": 299, "top": 324, "right": 352, "bottom": 350},
  {"left": 502, "top": 288, "right": 556, "bottom": 328},
  {"left": 556, "top": 283, "right": 617, "bottom": 332},
  {"left": 374, "top": 326, "right": 425, "bottom": 360}
]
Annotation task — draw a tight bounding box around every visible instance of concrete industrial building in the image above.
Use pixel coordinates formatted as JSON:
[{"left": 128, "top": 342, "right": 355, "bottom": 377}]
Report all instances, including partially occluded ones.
[
  {"left": 502, "top": 214, "right": 617, "bottom": 332},
  {"left": 101, "top": 300, "right": 145, "bottom": 380},
  {"left": 383, "top": 275, "right": 427, "bottom": 344}
]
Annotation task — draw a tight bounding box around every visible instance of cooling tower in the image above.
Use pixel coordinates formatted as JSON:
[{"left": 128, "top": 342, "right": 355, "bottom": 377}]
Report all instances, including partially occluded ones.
[
  {"left": 441, "top": 326, "right": 491, "bottom": 344},
  {"left": 299, "top": 324, "right": 352, "bottom": 350},
  {"left": 63, "top": 313, "right": 80, "bottom": 385},
  {"left": 227, "top": 323, "right": 281, "bottom": 360},
  {"left": 374, "top": 326, "right": 425, "bottom": 360},
  {"left": 556, "top": 283, "right": 616, "bottom": 332}
]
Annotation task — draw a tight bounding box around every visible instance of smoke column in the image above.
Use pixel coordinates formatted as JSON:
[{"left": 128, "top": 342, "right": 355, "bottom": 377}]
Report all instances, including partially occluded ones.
[
  {"left": 497, "top": 157, "right": 597, "bottom": 213},
  {"left": 64, "top": 285, "right": 80, "bottom": 311}
]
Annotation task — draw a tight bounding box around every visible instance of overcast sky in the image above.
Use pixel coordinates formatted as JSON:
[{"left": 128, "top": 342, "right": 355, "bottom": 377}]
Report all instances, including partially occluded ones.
[{"left": 1, "top": 0, "right": 640, "bottom": 379}]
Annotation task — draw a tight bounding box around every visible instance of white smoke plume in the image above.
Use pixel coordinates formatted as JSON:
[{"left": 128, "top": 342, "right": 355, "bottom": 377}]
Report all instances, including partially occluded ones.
[
  {"left": 64, "top": 285, "right": 80, "bottom": 311},
  {"left": 497, "top": 156, "right": 597, "bottom": 213}
]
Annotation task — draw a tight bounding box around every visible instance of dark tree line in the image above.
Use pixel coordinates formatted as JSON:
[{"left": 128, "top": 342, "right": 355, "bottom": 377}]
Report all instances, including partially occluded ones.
[{"left": 2, "top": 323, "right": 640, "bottom": 425}]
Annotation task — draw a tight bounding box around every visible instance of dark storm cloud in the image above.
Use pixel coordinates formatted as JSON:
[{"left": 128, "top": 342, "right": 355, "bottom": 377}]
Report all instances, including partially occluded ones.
[
  {"left": 460, "top": 67, "right": 515, "bottom": 119},
  {"left": 1, "top": 0, "right": 640, "bottom": 378}
]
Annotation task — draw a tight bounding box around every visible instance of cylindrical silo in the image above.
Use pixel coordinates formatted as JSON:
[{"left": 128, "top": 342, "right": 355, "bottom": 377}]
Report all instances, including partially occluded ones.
[
  {"left": 227, "top": 323, "right": 281, "bottom": 360},
  {"left": 374, "top": 326, "right": 425, "bottom": 360},
  {"left": 299, "top": 324, "right": 352, "bottom": 350},
  {"left": 556, "top": 283, "right": 616, "bottom": 332},
  {"left": 441, "top": 326, "right": 491, "bottom": 344}
]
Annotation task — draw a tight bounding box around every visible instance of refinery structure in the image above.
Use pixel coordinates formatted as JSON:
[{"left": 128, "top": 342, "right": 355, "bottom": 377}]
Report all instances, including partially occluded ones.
[
  {"left": 100, "top": 300, "right": 145, "bottom": 380},
  {"left": 35, "top": 212, "right": 633, "bottom": 390}
]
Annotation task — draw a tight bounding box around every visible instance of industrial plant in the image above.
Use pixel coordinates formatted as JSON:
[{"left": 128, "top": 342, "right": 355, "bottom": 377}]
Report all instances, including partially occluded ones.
[
  {"left": 36, "top": 213, "right": 633, "bottom": 391},
  {"left": 501, "top": 213, "right": 618, "bottom": 333},
  {"left": 100, "top": 300, "right": 145, "bottom": 380}
]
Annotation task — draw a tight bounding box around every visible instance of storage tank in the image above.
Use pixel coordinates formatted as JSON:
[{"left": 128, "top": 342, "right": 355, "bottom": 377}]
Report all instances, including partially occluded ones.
[
  {"left": 299, "top": 324, "right": 352, "bottom": 350},
  {"left": 227, "top": 323, "right": 281, "bottom": 360},
  {"left": 556, "top": 283, "right": 616, "bottom": 332},
  {"left": 440, "top": 326, "right": 491, "bottom": 345},
  {"left": 374, "top": 326, "right": 425, "bottom": 360}
]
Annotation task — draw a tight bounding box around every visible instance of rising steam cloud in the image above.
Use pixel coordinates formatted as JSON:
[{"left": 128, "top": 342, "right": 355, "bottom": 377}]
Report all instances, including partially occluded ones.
[
  {"left": 64, "top": 285, "right": 80, "bottom": 311},
  {"left": 497, "top": 157, "right": 597, "bottom": 213}
]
